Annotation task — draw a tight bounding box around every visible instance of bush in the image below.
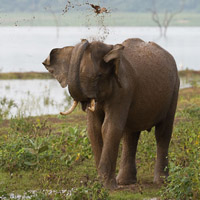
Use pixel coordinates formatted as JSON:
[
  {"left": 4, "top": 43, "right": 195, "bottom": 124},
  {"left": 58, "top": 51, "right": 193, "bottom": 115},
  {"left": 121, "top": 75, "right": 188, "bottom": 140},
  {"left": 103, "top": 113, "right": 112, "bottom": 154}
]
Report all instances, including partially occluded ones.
[
  {"left": 0, "top": 97, "right": 17, "bottom": 122},
  {"left": 0, "top": 118, "right": 92, "bottom": 172}
]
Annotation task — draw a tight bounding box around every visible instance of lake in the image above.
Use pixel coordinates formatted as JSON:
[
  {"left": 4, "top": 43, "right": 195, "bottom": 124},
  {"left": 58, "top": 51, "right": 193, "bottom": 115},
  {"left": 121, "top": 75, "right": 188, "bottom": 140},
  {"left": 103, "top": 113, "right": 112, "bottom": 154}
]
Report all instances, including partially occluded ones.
[
  {"left": 0, "top": 79, "right": 69, "bottom": 117},
  {"left": 0, "top": 26, "right": 200, "bottom": 72}
]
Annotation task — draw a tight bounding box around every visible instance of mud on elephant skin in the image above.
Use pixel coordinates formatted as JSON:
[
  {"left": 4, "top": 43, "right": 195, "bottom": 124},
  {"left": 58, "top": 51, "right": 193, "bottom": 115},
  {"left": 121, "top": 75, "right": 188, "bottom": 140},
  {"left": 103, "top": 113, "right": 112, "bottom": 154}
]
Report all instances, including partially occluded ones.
[{"left": 43, "top": 38, "right": 180, "bottom": 190}]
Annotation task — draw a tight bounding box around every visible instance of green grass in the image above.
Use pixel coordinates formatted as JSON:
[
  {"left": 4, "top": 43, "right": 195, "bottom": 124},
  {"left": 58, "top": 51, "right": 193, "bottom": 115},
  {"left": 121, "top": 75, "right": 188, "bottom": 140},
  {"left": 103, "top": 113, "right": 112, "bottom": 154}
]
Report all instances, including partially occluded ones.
[
  {"left": 0, "top": 87, "right": 200, "bottom": 199},
  {"left": 1, "top": 12, "right": 200, "bottom": 26}
]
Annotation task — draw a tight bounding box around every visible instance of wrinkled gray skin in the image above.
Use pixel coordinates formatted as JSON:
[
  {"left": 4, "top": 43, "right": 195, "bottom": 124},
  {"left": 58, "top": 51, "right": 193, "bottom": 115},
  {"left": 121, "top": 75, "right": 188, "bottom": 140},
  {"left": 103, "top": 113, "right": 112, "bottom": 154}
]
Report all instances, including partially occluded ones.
[{"left": 43, "top": 38, "right": 180, "bottom": 190}]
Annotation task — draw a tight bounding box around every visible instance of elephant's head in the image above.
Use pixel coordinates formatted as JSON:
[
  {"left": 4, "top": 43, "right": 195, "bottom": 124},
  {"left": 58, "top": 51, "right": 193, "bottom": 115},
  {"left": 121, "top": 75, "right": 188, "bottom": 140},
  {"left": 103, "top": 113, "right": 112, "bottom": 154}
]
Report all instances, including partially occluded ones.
[
  {"left": 79, "top": 41, "right": 125, "bottom": 109},
  {"left": 43, "top": 46, "right": 74, "bottom": 88},
  {"left": 43, "top": 39, "right": 124, "bottom": 114}
]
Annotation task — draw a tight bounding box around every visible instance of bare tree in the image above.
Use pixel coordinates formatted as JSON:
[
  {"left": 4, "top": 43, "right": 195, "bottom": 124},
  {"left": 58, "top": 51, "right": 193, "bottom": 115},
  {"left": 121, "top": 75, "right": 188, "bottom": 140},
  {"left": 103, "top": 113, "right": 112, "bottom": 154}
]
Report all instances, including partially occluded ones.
[{"left": 150, "top": 0, "right": 185, "bottom": 37}]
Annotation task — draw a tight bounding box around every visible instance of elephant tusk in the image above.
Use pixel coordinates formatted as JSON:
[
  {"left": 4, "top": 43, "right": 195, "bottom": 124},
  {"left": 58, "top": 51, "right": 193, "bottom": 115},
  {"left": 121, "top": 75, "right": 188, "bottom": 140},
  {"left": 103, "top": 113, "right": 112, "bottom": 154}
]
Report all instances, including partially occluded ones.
[
  {"left": 88, "top": 99, "right": 96, "bottom": 112},
  {"left": 60, "top": 101, "right": 78, "bottom": 115}
]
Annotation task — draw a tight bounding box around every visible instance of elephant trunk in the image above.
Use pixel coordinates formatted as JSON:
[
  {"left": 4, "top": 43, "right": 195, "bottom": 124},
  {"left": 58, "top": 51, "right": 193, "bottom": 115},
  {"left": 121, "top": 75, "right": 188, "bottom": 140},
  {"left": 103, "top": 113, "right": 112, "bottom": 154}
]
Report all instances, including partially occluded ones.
[{"left": 68, "top": 39, "right": 89, "bottom": 101}]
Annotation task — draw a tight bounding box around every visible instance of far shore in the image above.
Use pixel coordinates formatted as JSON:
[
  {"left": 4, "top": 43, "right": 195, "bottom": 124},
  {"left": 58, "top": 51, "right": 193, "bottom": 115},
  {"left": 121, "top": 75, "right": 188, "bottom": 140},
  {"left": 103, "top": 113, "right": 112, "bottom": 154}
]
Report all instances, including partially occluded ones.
[
  {"left": 0, "top": 69, "right": 200, "bottom": 80},
  {"left": 0, "top": 72, "right": 53, "bottom": 80},
  {"left": 1, "top": 12, "right": 200, "bottom": 27}
]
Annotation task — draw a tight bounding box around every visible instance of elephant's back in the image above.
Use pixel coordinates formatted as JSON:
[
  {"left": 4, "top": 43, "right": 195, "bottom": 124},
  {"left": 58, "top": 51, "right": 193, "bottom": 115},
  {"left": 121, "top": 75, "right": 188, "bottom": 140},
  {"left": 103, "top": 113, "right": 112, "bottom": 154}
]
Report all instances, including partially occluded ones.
[
  {"left": 122, "top": 38, "right": 145, "bottom": 49},
  {"left": 122, "top": 39, "right": 178, "bottom": 85},
  {"left": 123, "top": 39, "right": 176, "bottom": 68},
  {"left": 123, "top": 39, "right": 179, "bottom": 131}
]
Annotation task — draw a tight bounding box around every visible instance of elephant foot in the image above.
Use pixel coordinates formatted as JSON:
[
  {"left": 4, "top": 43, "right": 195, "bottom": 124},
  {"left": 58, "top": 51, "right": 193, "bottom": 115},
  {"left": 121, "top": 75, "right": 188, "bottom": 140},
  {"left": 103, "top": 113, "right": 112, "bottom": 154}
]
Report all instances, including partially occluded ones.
[
  {"left": 98, "top": 165, "right": 118, "bottom": 190},
  {"left": 116, "top": 171, "right": 137, "bottom": 185},
  {"left": 116, "top": 176, "right": 137, "bottom": 185},
  {"left": 98, "top": 171, "right": 118, "bottom": 190},
  {"left": 103, "top": 178, "right": 118, "bottom": 190}
]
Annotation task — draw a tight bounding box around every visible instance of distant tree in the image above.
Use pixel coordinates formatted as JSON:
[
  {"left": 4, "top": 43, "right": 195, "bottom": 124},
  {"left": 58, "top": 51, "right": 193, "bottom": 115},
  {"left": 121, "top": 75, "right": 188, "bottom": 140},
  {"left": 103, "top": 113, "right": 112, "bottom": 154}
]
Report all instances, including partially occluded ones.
[{"left": 150, "top": 0, "right": 185, "bottom": 37}]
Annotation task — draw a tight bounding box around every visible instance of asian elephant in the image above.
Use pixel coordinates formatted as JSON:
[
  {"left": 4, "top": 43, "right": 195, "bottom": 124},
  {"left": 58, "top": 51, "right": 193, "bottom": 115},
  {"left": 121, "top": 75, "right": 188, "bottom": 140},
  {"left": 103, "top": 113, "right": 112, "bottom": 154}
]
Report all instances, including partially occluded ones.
[{"left": 43, "top": 38, "right": 180, "bottom": 190}]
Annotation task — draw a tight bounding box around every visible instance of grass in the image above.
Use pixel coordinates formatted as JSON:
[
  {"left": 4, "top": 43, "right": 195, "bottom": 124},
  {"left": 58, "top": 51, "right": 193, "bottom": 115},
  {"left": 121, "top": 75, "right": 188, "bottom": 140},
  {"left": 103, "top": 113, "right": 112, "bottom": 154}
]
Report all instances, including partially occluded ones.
[
  {"left": 0, "top": 12, "right": 200, "bottom": 27},
  {"left": 0, "top": 86, "right": 200, "bottom": 199}
]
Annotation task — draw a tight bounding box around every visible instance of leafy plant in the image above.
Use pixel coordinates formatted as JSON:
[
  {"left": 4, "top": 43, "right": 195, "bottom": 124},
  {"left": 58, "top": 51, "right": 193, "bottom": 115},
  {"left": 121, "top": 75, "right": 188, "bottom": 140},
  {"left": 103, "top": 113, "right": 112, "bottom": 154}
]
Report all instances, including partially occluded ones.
[
  {"left": 0, "top": 118, "right": 92, "bottom": 172},
  {"left": 0, "top": 188, "right": 10, "bottom": 199},
  {"left": 60, "top": 126, "right": 92, "bottom": 167},
  {"left": 0, "top": 118, "right": 52, "bottom": 171},
  {"left": 10, "top": 117, "right": 49, "bottom": 136},
  {"left": 0, "top": 97, "right": 17, "bottom": 122},
  {"left": 24, "top": 139, "right": 49, "bottom": 166},
  {"left": 160, "top": 107, "right": 200, "bottom": 199},
  {"left": 66, "top": 181, "right": 110, "bottom": 200}
]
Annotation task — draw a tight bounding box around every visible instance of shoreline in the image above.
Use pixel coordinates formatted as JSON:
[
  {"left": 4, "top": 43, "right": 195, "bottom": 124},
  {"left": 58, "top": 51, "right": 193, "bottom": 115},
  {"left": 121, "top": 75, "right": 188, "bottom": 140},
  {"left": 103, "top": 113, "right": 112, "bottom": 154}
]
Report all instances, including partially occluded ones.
[
  {"left": 0, "top": 69, "right": 199, "bottom": 80},
  {"left": 0, "top": 72, "right": 53, "bottom": 80}
]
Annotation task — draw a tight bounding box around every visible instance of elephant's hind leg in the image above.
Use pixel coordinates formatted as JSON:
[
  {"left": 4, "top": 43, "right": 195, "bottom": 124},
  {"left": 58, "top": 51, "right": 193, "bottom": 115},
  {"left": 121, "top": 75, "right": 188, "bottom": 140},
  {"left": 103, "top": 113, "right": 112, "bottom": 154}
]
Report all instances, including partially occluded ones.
[
  {"left": 154, "top": 86, "right": 179, "bottom": 184},
  {"left": 117, "top": 130, "right": 140, "bottom": 185},
  {"left": 154, "top": 118, "right": 173, "bottom": 184}
]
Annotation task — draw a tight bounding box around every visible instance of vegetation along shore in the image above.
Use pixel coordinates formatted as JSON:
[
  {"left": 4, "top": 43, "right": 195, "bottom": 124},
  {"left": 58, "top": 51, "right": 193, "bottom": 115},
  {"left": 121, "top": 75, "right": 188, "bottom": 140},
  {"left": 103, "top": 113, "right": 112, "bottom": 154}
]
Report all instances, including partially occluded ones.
[
  {"left": 0, "top": 69, "right": 200, "bottom": 199},
  {"left": 0, "top": 69, "right": 199, "bottom": 80}
]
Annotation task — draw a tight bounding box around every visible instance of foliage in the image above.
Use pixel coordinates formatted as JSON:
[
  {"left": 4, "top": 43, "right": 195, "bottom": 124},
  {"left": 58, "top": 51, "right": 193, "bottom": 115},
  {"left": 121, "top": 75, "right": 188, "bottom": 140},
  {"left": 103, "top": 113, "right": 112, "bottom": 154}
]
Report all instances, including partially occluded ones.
[
  {"left": 0, "top": 181, "right": 109, "bottom": 200},
  {"left": 137, "top": 129, "right": 156, "bottom": 176},
  {"left": 66, "top": 181, "right": 110, "bottom": 200},
  {"left": 0, "top": 97, "right": 17, "bottom": 122},
  {"left": 160, "top": 94, "right": 200, "bottom": 199},
  {"left": 0, "top": 87, "right": 200, "bottom": 199},
  {"left": 60, "top": 126, "right": 92, "bottom": 167},
  {"left": 0, "top": 118, "right": 92, "bottom": 172}
]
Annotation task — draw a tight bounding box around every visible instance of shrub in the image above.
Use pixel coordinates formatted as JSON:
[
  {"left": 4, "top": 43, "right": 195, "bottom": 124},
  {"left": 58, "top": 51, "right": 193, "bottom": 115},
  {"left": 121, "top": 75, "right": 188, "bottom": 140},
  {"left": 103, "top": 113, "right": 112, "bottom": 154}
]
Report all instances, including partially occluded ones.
[
  {"left": 0, "top": 118, "right": 92, "bottom": 172},
  {"left": 0, "top": 97, "right": 17, "bottom": 122}
]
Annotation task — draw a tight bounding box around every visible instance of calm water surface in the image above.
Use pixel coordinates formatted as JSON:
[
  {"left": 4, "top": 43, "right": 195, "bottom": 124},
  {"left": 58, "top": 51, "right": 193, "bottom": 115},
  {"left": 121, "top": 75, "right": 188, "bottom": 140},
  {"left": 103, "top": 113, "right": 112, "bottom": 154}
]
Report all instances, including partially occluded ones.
[
  {"left": 0, "top": 26, "right": 200, "bottom": 72},
  {"left": 0, "top": 79, "right": 69, "bottom": 117}
]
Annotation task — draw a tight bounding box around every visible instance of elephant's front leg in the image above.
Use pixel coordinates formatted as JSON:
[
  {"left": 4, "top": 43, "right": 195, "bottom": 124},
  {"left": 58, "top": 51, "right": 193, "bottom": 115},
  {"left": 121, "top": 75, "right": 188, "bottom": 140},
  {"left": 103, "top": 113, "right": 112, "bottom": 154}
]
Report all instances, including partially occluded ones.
[
  {"left": 97, "top": 102, "right": 130, "bottom": 190},
  {"left": 117, "top": 130, "right": 140, "bottom": 185},
  {"left": 87, "top": 109, "right": 104, "bottom": 168},
  {"left": 98, "top": 121, "right": 123, "bottom": 190}
]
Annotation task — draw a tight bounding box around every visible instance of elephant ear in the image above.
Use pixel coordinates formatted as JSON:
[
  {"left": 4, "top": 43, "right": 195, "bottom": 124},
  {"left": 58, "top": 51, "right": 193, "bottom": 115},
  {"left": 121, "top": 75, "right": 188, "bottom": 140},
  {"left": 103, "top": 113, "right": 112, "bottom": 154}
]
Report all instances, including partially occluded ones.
[
  {"left": 103, "top": 44, "right": 124, "bottom": 88},
  {"left": 43, "top": 46, "right": 73, "bottom": 88}
]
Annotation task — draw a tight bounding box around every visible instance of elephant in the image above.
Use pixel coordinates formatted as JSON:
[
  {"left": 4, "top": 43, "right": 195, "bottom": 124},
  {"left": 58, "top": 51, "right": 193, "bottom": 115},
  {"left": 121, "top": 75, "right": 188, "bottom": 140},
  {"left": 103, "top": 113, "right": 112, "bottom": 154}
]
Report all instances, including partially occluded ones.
[{"left": 43, "top": 38, "right": 180, "bottom": 190}]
